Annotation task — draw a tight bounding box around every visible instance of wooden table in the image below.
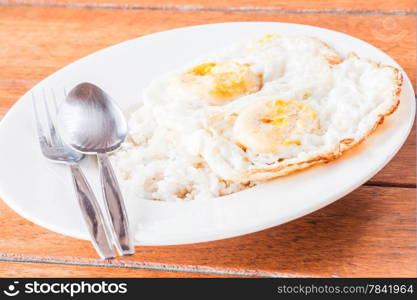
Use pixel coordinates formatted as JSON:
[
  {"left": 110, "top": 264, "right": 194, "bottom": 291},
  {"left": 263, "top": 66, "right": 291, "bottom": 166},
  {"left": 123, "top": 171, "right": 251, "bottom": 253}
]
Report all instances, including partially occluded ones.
[{"left": 0, "top": 0, "right": 415, "bottom": 278}]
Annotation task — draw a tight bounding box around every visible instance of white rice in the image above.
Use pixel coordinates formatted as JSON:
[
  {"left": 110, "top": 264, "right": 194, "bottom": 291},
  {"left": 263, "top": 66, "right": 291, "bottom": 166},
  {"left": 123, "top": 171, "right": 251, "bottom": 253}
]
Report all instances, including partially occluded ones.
[{"left": 110, "top": 103, "right": 251, "bottom": 202}]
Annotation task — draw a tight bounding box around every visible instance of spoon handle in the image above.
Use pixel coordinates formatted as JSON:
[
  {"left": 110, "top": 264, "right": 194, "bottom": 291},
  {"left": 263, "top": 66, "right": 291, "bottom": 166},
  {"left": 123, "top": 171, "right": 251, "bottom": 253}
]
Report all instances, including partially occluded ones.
[
  {"left": 70, "top": 164, "right": 115, "bottom": 259},
  {"left": 97, "top": 153, "right": 135, "bottom": 256}
]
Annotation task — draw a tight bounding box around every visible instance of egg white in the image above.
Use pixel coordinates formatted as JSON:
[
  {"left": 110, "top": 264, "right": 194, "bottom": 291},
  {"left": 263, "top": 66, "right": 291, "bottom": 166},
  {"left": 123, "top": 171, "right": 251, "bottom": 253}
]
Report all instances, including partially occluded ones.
[{"left": 201, "top": 54, "right": 401, "bottom": 181}]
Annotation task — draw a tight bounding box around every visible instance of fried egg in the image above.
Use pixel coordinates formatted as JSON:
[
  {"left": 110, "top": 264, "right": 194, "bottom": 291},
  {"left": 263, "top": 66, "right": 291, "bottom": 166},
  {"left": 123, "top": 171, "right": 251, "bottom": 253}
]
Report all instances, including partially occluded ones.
[
  {"left": 111, "top": 34, "right": 402, "bottom": 201},
  {"left": 143, "top": 34, "right": 341, "bottom": 108},
  {"left": 201, "top": 54, "right": 402, "bottom": 182},
  {"left": 233, "top": 99, "right": 321, "bottom": 153},
  {"left": 179, "top": 62, "right": 262, "bottom": 105}
]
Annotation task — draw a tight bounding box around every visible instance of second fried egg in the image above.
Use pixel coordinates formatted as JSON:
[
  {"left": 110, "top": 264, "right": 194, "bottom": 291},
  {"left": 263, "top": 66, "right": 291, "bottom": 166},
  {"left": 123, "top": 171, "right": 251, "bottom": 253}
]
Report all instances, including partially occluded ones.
[{"left": 201, "top": 54, "right": 401, "bottom": 182}]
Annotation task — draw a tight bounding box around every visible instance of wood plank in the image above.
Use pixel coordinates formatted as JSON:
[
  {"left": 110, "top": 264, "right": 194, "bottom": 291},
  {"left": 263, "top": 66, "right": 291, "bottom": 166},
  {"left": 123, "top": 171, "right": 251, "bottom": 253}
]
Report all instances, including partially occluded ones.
[
  {"left": 0, "top": 7, "right": 415, "bottom": 86},
  {"left": 2, "top": 0, "right": 415, "bottom": 13},
  {"left": 1, "top": 79, "right": 414, "bottom": 186},
  {"left": 0, "top": 186, "right": 415, "bottom": 277},
  {"left": 0, "top": 81, "right": 34, "bottom": 118},
  {"left": 0, "top": 261, "right": 237, "bottom": 277}
]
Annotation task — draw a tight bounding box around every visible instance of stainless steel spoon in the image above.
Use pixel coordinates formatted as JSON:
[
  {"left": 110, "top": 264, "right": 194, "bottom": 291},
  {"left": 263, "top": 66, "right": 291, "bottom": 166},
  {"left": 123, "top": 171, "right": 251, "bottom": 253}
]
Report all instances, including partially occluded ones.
[{"left": 57, "top": 82, "right": 134, "bottom": 256}]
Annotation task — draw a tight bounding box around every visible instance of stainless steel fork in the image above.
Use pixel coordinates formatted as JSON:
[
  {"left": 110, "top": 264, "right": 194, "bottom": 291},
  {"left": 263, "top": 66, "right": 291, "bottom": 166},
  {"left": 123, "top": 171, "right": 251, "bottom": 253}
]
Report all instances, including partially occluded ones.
[{"left": 32, "top": 88, "right": 115, "bottom": 259}]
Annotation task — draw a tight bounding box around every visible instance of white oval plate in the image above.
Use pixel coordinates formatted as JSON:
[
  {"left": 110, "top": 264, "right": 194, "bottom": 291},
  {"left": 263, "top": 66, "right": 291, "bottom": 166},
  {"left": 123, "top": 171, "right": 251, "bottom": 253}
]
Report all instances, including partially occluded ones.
[{"left": 0, "top": 22, "right": 414, "bottom": 245}]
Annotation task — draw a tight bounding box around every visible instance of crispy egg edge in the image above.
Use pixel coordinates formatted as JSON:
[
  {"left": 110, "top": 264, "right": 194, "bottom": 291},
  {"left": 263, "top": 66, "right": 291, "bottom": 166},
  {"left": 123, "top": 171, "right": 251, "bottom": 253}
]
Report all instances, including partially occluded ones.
[{"left": 228, "top": 54, "right": 403, "bottom": 182}]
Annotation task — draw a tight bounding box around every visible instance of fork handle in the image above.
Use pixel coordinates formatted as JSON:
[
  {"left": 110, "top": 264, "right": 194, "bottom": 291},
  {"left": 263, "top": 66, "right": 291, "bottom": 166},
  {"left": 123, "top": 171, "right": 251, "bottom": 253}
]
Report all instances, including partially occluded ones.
[
  {"left": 97, "top": 153, "right": 134, "bottom": 256},
  {"left": 70, "top": 164, "right": 115, "bottom": 259}
]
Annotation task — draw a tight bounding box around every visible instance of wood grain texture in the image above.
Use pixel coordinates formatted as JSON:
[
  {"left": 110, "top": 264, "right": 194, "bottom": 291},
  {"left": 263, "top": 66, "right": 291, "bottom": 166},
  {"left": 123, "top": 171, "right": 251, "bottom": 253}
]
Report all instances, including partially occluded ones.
[
  {"left": 0, "top": 261, "right": 238, "bottom": 277},
  {"left": 1, "top": 186, "right": 415, "bottom": 277},
  {"left": 0, "top": 81, "right": 34, "bottom": 118},
  {"left": 0, "top": 3, "right": 415, "bottom": 279},
  {"left": 2, "top": 0, "right": 415, "bottom": 13},
  {"left": 0, "top": 7, "right": 415, "bottom": 85}
]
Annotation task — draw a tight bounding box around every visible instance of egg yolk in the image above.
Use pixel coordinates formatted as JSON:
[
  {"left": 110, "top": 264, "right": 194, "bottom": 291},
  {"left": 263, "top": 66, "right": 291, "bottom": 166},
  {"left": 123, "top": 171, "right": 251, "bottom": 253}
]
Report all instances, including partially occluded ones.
[
  {"left": 181, "top": 62, "right": 262, "bottom": 105},
  {"left": 191, "top": 63, "right": 216, "bottom": 76},
  {"left": 257, "top": 33, "right": 279, "bottom": 44},
  {"left": 233, "top": 99, "right": 320, "bottom": 153}
]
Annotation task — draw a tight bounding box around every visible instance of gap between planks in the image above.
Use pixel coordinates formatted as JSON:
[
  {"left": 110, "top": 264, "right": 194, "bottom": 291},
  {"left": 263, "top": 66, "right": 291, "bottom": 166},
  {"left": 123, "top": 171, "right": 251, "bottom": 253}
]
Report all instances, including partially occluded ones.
[
  {"left": 0, "top": 0, "right": 415, "bottom": 16},
  {"left": 365, "top": 181, "right": 416, "bottom": 188},
  {"left": 0, "top": 254, "right": 303, "bottom": 278}
]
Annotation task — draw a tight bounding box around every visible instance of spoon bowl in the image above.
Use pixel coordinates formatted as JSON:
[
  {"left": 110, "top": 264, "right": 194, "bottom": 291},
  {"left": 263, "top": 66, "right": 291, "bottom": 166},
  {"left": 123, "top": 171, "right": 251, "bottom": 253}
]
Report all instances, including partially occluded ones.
[{"left": 58, "top": 82, "right": 127, "bottom": 154}]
